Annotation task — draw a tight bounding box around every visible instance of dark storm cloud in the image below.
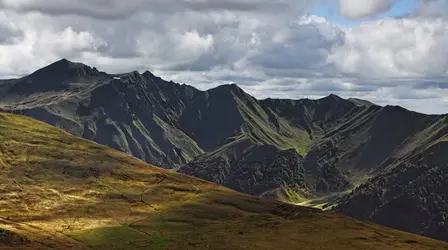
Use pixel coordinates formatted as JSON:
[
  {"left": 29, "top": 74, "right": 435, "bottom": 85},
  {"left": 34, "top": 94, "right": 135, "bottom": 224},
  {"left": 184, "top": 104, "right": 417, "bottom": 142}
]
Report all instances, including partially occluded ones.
[{"left": 412, "top": 79, "right": 448, "bottom": 90}]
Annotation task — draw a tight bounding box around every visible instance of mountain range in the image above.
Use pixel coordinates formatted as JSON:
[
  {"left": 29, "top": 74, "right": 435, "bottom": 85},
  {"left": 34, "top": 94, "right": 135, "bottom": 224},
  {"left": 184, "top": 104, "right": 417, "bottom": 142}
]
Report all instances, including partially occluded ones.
[{"left": 0, "top": 59, "right": 447, "bottom": 242}]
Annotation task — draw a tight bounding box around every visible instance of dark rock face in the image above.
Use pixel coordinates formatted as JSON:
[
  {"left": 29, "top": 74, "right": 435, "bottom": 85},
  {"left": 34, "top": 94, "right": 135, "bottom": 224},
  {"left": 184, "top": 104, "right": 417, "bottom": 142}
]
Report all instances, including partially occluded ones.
[
  {"left": 1, "top": 59, "right": 447, "bottom": 242},
  {"left": 181, "top": 143, "right": 307, "bottom": 196}
]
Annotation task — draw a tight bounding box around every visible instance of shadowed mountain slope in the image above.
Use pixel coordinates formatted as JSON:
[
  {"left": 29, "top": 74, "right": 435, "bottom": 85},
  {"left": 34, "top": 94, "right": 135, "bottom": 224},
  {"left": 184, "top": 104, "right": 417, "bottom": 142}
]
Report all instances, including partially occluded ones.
[
  {"left": 333, "top": 119, "right": 448, "bottom": 241},
  {"left": 2, "top": 112, "right": 448, "bottom": 249}
]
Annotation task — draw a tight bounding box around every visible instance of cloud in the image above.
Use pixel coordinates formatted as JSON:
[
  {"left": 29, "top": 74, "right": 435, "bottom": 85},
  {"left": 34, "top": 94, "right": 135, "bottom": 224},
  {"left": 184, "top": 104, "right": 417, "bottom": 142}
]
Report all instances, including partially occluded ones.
[
  {"left": 0, "top": 0, "right": 308, "bottom": 19},
  {"left": 338, "top": 0, "right": 398, "bottom": 19},
  {"left": 248, "top": 15, "right": 344, "bottom": 77},
  {"left": 0, "top": 13, "right": 23, "bottom": 44},
  {"left": 414, "top": 0, "right": 448, "bottom": 18},
  {"left": 328, "top": 17, "right": 448, "bottom": 78},
  {"left": 46, "top": 27, "right": 108, "bottom": 56}
]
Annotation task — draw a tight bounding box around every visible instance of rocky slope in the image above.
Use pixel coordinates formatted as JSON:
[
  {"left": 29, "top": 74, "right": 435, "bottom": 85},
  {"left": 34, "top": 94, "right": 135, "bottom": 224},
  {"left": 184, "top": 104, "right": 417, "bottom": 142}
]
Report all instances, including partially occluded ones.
[
  {"left": 333, "top": 123, "right": 448, "bottom": 241},
  {"left": 180, "top": 135, "right": 352, "bottom": 198}
]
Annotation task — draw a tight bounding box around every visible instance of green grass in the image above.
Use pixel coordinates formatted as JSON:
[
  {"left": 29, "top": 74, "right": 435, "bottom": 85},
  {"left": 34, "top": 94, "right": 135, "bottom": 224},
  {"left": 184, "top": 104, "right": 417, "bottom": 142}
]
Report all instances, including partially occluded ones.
[
  {"left": 71, "top": 226, "right": 153, "bottom": 248},
  {"left": 401, "top": 116, "right": 448, "bottom": 152},
  {"left": 132, "top": 119, "right": 164, "bottom": 155},
  {"left": 279, "top": 131, "right": 312, "bottom": 156},
  {"left": 153, "top": 115, "right": 204, "bottom": 160},
  {"left": 278, "top": 184, "right": 310, "bottom": 204},
  {"left": 436, "top": 136, "right": 448, "bottom": 143},
  {"left": 233, "top": 96, "right": 312, "bottom": 156}
]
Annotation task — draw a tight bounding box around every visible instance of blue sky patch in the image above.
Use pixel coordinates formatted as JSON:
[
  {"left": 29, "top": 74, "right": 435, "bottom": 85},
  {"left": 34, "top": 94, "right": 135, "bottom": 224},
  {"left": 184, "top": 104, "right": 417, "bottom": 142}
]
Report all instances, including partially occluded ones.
[{"left": 311, "top": 0, "right": 417, "bottom": 26}]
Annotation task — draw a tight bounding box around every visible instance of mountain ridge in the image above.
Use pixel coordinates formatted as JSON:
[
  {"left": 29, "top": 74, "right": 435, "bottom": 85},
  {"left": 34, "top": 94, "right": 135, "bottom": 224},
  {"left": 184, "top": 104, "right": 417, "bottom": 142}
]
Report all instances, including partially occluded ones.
[{"left": 3, "top": 59, "right": 432, "bottom": 114}]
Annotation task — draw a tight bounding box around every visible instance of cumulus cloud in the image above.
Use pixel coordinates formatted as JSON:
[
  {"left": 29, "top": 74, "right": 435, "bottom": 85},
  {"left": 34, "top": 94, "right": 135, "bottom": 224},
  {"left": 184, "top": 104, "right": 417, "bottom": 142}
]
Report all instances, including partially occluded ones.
[
  {"left": 328, "top": 18, "right": 448, "bottom": 78},
  {"left": 46, "top": 27, "right": 107, "bottom": 55},
  {"left": 248, "top": 15, "right": 344, "bottom": 78},
  {"left": 338, "top": 0, "right": 398, "bottom": 19}
]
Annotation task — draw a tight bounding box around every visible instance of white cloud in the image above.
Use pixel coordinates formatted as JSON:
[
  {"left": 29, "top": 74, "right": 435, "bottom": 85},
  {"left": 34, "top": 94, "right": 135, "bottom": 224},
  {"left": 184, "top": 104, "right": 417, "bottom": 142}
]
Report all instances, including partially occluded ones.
[
  {"left": 45, "top": 27, "right": 108, "bottom": 55},
  {"left": 338, "top": 0, "right": 398, "bottom": 19},
  {"left": 174, "top": 30, "right": 214, "bottom": 59},
  {"left": 328, "top": 18, "right": 448, "bottom": 78}
]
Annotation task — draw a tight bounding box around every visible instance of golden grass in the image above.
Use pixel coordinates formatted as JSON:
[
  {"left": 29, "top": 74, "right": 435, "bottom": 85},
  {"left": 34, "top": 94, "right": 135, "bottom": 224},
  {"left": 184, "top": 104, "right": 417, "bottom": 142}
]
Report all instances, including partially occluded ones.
[{"left": 0, "top": 112, "right": 447, "bottom": 250}]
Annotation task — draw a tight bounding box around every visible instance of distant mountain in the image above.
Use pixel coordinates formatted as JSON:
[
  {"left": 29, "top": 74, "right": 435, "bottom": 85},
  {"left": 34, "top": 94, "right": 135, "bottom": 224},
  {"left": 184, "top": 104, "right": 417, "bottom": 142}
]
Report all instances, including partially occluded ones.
[{"left": 0, "top": 59, "right": 447, "bottom": 242}]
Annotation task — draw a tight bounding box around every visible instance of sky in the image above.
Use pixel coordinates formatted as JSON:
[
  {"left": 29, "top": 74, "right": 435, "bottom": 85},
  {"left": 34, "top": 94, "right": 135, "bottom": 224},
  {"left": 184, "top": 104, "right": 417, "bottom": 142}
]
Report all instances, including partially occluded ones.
[
  {"left": 312, "top": 0, "right": 416, "bottom": 26},
  {"left": 0, "top": 0, "right": 447, "bottom": 114}
]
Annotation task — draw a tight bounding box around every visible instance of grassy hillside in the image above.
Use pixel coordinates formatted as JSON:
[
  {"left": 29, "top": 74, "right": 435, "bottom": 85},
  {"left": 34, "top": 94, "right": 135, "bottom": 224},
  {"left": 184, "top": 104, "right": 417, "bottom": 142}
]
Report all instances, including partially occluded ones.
[{"left": 0, "top": 112, "right": 447, "bottom": 250}]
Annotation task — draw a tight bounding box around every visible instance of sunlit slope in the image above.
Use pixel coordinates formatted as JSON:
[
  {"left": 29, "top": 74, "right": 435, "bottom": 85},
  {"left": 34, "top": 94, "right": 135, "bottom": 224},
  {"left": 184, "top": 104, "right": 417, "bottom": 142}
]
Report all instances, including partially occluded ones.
[{"left": 0, "top": 113, "right": 447, "bottom": 250}]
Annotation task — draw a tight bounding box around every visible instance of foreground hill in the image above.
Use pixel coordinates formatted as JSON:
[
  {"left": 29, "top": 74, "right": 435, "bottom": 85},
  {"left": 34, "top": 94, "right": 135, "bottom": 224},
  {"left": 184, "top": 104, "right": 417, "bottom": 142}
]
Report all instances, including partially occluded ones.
[
  {"left": 1, "top": 113, "right": 447, "bottom": 249},
  {"left": 1, "top": 59, "right": 447, "bottom": 242}
]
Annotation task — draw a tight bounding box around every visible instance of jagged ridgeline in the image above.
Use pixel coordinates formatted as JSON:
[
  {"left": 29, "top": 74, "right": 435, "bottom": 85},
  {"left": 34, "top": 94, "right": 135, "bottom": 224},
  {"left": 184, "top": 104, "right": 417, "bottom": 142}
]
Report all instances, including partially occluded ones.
[{"left": 1, "top": 59, "right": 447, "bottom": 242}]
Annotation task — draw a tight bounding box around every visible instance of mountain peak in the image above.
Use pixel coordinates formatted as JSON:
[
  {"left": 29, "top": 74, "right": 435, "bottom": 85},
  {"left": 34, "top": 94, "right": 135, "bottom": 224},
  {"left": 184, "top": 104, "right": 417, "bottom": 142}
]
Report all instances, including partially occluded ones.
[
  {"left": 31, "top": 58, "right": 99, "bottom": 76},
  {"left": 142, "top": 70, "right": 155, "bottom": 77},
  {"left": 324, "top": 93, "right": 343, "bottom": 101},
  {"left": 211, "top": 84, "right": 245, "bottom": 95},
  {"left": 205, "top": 84, "right": 253, "bottom": 101},
  {"left": 348, "top": 98, "right": 375, "bottom": 107},
  {"left": 29, "top": 59, "right": 102, "bottom": 80},
  {"left": 314, "top": 94, "right": 348, "bottom": 105},
  {"left": 55, "top": 58, "right": 72, "bottom": 64},
  {"left": 6, "top": 59, "right": 105, "bottom": 94},
  {"left": 49, "top": 58, "right": 90, "bottom": 70}
]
